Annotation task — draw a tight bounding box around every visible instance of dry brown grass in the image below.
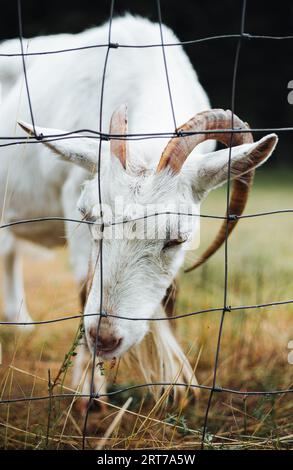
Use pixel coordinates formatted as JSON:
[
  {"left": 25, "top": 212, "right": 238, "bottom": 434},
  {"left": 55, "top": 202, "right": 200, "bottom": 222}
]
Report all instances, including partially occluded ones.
[{"left": 0, "top": 170, "right": 292, "bottom": 450}]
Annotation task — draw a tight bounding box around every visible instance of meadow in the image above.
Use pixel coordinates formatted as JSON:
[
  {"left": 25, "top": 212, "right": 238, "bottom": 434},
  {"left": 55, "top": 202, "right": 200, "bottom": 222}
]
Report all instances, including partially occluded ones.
[{"left": 0, "top": 168, "right": 292, "bottom": 449}]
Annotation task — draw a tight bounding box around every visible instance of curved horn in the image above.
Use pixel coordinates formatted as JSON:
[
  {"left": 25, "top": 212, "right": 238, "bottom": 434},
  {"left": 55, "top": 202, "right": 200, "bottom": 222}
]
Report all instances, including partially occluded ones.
[
  {"left": 110, "top": 104, "right": 128, "bottom": 169},
  {"left": 157, "top": 109, "right": 253, "bottom": 173},
  {"left": 157, "top": 108, "right": 254, "bottom": 272}
]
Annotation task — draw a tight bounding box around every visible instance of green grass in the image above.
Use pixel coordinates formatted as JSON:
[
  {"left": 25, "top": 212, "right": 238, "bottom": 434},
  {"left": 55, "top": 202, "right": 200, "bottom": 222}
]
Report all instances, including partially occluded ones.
[{"left": 0, "top": 169, "right": 292, "bottom": 449}]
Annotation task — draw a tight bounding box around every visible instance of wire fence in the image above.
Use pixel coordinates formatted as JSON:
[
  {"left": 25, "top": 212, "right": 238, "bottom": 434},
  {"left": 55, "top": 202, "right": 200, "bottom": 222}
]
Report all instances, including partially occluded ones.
[{"left": 0, "top": 0, "right": 292, "bottom": 450}]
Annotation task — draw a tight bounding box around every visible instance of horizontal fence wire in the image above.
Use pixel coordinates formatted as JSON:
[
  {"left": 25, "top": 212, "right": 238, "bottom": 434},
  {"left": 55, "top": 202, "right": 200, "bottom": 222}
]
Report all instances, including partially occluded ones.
[
  {"left": 0, "top": 298, "right": 293, "bottom": 326},
  {"left": 1, "top": 209, "right": 293, "bottom": 230},
  {"left": 1, "top": 33, "right": 293, "bottom": 57},
  {"left": 0, "top": 0, "right": 292, "bottom": 450},
  {"left": 1, "top": 127, "right": 293, "bottom": 146},
  {"left": 1, "top": 383, "right": 293, "bottom": 407}
]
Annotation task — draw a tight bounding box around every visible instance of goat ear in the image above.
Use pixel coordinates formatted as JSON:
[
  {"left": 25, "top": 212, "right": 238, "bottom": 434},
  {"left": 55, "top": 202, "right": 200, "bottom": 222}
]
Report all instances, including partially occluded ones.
[
  {"left": 188, "top": 133, "right": 278, "bottom": 196},
  {"left": 18, "top": 120, "right": 99, "bottom": 172}
]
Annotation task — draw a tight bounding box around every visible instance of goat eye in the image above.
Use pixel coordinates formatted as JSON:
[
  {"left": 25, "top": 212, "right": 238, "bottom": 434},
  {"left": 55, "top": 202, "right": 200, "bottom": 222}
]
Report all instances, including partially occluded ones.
[
  {"left": 163, "top": 238, "right": 185, "bottom": 250},
  {"left": 79, "top": 208, "right": 96, "bottom": 223},
  {"left": 78, "top": 207, "right": 87, "bottom": 217}
]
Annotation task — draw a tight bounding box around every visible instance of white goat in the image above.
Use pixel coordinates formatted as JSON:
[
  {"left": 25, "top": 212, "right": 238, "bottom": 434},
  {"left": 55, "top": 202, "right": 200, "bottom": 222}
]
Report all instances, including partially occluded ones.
[{"left": 0, "top": 16, "right": 277, "bottom": 406}]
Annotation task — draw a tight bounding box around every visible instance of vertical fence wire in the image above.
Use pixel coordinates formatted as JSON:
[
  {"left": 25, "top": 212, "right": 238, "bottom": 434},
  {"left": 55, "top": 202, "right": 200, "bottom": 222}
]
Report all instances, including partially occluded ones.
[
  {"left": 156, "top": 0, "right": 177, "bottom": 132},
  {"left": 200, "top": 0, "right": 247, "bottom": 448},
  {"left": 17, "top": 0, "right": 36, "bottom": 134},
  {"left": 81, "top": 0, "right": 115, "bottom": 449}
]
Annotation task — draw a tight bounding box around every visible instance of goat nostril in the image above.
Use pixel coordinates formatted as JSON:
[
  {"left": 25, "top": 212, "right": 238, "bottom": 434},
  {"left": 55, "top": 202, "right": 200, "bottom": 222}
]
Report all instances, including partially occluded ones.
[
  {"left": 96, "top": 335, "right": 122, "bottom": 352},
  {"left": 89, "top": 327, "right": 97, "bottom": 343}
]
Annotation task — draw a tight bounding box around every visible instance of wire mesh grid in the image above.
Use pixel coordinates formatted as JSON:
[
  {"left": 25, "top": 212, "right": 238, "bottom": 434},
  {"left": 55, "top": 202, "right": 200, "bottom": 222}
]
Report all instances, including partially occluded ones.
[{"left": 0, "top": 0, "right": 292, "bottom": 449}]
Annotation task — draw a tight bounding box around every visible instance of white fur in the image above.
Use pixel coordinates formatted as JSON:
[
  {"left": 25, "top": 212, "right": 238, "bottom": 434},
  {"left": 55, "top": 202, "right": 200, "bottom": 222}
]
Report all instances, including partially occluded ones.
[{"left": 0, "top": 16, "right": 277, "bottom": 400}]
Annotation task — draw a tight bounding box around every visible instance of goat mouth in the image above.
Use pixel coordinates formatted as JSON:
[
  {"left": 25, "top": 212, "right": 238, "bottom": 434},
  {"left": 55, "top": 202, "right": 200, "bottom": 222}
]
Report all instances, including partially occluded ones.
[{"left": 97, "top": 349, "right": 119, "bottom": 360}]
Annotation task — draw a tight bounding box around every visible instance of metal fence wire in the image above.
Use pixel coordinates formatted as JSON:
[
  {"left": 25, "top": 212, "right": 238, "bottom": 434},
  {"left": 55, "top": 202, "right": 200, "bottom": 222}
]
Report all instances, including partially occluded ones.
[{"left": 0, "top": 0, "right": 293, "bottom": 450}]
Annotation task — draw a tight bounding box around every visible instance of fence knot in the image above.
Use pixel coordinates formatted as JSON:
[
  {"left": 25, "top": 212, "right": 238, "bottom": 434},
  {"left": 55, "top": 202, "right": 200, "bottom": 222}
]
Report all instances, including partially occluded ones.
[
  {"left": 109, "top": 42, "right": 119, "bottom": 49},
  {"left": 101, "top": 133, "right": 109, "bottom": 141},
  {"left": 223, "top": 305, "right": 232, "bottom": 312},
  {"left": 228, "top": 214, "right": 238, "bottom": 221},
  {"left": 241, "top": 32, "right": 251, "bottom": 39},
  {"left": 176, "top": 129, "right": 184, "bottom": 138},
  {"left": 36, "top": 132, "right": 44, "bottom": 141}
]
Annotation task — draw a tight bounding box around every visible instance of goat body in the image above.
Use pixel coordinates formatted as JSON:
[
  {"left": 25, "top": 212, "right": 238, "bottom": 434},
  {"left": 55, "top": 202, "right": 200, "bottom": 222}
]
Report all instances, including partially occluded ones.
[{"left": 0, "top": 16, "right": 277, "bottom": 404}]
